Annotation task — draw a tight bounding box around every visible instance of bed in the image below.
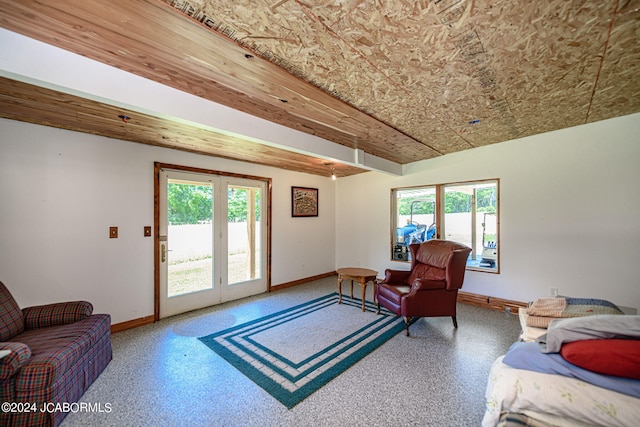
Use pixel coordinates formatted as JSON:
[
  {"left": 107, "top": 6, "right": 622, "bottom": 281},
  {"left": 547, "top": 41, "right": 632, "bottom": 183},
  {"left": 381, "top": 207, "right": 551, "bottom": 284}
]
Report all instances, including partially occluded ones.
[
  {"left": 518, "top": 297, "right": 625, "bottom": 342},
  {"left": 484, "top": 314, "right": 640, "bottom": 426}
]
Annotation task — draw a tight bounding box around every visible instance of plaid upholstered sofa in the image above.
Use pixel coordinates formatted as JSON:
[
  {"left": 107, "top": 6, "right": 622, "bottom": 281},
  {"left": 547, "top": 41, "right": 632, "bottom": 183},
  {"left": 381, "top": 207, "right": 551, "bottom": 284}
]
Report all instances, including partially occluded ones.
[{"left": 0, "top": 280, "right": 112, "bottom": 427}]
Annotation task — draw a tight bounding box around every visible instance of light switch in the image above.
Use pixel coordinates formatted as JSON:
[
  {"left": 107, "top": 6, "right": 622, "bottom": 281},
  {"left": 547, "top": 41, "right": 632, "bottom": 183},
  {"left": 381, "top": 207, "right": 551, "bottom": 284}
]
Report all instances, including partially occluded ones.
[{"left": 109, "top": 226, "right": 118, "bottom": 238}]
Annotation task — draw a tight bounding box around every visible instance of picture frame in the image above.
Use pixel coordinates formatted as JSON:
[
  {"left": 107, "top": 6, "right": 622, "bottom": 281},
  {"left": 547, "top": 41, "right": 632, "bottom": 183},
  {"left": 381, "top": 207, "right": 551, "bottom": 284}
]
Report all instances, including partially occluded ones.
[{"left": 291, "top": 186, "right": 318, "bottom": 217}]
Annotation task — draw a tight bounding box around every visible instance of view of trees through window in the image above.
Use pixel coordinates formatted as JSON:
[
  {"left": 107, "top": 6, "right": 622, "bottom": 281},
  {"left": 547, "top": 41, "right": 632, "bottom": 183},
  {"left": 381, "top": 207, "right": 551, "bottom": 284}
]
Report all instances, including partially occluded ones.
[
  {"left": 444, "top": 187, "right": 496, "bottom": 214},
  {"left": 167, "top": 183, "right": 261, "bottom": 225},
  {"left": 398, "top": 187, "right": 496, "bottom": 215},
  {"left": 167, "top": 183, "right": 211, "bottom": 225}
]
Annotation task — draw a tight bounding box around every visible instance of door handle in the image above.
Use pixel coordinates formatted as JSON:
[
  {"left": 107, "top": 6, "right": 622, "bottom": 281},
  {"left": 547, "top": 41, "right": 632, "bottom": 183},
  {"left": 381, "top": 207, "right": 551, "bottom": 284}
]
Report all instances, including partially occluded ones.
[{"left": 161, "top": 244, "right": 172, "bottom": 262}]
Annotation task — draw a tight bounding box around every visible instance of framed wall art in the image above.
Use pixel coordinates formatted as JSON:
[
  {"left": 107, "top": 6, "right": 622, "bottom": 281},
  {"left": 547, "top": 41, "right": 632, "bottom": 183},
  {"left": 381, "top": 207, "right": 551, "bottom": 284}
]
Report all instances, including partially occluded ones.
[{"left": 291, "top": 186, "right": 318, "bottom": 217}]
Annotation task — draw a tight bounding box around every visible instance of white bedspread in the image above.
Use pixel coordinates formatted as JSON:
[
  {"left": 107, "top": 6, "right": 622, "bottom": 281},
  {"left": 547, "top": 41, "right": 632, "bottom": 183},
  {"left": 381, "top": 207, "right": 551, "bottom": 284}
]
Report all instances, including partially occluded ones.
[{"left": 483, "top": 356, "right": 640, "bottom": 427}]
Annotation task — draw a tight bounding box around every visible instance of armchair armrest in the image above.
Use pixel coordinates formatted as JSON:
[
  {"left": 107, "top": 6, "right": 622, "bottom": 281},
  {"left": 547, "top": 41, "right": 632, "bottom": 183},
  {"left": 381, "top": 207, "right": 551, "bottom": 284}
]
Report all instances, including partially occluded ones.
[
  {"left": 383, "top": 269, "right": 411, "bottom": 284},
  {"left": 411, "top": 278, "right": 446, "bottom": 291},
  {"left": 0, "top": 342, "right": 31, "bottom": 380},
  {"left": 22, "top": 301, "right": 93, "bottom": 329}
]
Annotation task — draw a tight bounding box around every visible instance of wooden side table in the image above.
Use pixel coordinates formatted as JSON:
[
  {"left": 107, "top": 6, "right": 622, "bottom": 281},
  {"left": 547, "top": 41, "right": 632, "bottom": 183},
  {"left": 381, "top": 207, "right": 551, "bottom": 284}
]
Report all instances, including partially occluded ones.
[{"left": 336, "top": 267, "right": 378, "bottom": 312}]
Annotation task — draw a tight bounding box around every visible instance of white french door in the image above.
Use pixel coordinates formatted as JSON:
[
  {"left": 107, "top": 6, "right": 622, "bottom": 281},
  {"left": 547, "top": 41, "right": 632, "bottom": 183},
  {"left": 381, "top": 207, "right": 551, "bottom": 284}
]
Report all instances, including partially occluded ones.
[{"left": 159, "top": 169, "right": 267, "bottom": 318}]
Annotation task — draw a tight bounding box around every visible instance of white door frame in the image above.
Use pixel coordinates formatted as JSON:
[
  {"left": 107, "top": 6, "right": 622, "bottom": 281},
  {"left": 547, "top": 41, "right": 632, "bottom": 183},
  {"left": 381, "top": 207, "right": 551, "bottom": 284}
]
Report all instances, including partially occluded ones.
[{"left": 154, "top": 162, "right": 272, "bottom": 320}]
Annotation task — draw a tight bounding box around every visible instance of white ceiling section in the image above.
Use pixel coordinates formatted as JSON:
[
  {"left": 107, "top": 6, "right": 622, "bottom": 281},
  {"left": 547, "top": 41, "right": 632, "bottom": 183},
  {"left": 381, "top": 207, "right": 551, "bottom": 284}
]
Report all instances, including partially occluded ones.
[{"left": 0, "top": 28, "right": 402, "bottom": 175}]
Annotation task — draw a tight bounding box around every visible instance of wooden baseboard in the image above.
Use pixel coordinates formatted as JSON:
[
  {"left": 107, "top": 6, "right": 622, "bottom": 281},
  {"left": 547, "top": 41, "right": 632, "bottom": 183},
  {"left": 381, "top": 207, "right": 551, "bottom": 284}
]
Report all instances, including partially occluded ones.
[
  {"left": 110, "top": 273, "right": 336, "bottom": 333},
  {"left": 110, "top": 315, "right": 155, "bottom": 334},
  {"left": 270, "top": 271, "right": 336, "bottom": 292},
  {"left": 457, "top": 291, "right": 527, "bottom": 314},
  {"left": 109, "top": 286, "right": 519, "bottom": 332}
]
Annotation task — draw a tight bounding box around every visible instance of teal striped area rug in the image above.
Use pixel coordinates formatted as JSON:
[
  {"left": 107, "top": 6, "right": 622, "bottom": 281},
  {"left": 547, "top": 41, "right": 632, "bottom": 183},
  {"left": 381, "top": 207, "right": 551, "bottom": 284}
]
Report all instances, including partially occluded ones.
[{"left": 198, "top": 292, "right": 404, "bottom": 408}]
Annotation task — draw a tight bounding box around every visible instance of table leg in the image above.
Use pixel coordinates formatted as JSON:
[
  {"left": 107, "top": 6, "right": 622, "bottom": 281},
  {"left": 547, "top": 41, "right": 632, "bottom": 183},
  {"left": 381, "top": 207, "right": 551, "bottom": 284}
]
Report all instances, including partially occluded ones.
[
  {"left": 360, "top": 280, "right": 366, "bottom": 312},
  {"left": 373, "top": 279, "right": 378, "bottom": 304},
  {"left": 337, "top": 275, "right": 343, "bottom": 304},
  {"left": 350, "top": 280, "right": 354, "bottom": 299}
]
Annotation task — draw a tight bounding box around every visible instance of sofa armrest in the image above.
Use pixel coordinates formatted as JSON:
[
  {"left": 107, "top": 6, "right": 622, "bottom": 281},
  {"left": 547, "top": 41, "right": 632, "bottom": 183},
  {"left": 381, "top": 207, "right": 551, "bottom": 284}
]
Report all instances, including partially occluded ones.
[
  {"left": 411, "top": 278, "right": 446, "bottom": 291},
  {"left": 22, "top": 301, "right": 93, "bottom": 329},
  {"left": 0, "top": 342, "right": 31, "bottom": 380},
  {"left": 383, "top": 269, "right": 411, "bottom": 284}
]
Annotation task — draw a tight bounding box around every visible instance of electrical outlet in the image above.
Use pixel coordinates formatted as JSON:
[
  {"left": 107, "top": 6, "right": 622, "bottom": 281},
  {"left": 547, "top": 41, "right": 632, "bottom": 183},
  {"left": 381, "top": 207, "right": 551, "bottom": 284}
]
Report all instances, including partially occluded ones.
[
  {"left": 144, "top": 226, "right": 152, "bottom": 237},
  {"left": 550, "top": 287, "right": 559, "bottom": 297},
  {"left": 109, "top": 226, "right": 118, "bottom": 239}
]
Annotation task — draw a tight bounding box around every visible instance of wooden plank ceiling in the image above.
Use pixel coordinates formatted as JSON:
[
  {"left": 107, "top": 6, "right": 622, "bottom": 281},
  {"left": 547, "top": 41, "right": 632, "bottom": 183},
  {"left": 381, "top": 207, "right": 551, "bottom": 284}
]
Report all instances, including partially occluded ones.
[{"left": 1, "top": 0, "right": 639, "bottom": 177}]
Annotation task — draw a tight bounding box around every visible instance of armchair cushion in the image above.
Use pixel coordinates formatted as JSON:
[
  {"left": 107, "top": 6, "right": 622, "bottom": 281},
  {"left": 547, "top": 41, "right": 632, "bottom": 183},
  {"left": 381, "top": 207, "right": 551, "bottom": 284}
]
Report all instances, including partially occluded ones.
[
  {"left": 23, "top": 301, "right": 93, "bottom": 330},
  {"left": 0, "top": 342, "right": 31, "bottom": 380},
  {"left": 379, "top": 284, "right": 411, "bottom": 307},
  {"left": 406, "top": 263, "right": 446, "bottom": 285},
  {"left": 0, "top": 281, "right": 25, "bottom": 341},
  {"left": 414, "top": 242, "right": 453, "bottom": 269},
  {"left": 411, "top": 278, "right": 446, "bottom": 291},
  {"left": 384, "top": 269, "right": 411, "bottom": 284}
]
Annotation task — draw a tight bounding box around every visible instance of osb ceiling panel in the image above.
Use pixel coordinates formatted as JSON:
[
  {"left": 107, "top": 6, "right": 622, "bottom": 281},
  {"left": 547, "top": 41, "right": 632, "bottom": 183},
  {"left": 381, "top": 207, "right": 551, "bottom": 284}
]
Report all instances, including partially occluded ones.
[
  {"left": 587, "top": 0, "right": 640, "bottom": 122},
  {"left": 183, "top": 0, "right": 639, "bottom": 148},
  {"left": 0, "top": 0, "right": 638, "bottom": 177}
]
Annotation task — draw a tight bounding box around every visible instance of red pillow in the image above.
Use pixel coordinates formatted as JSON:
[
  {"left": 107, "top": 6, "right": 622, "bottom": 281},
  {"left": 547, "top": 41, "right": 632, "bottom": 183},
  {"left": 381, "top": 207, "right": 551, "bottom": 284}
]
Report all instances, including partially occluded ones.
[{"left": 560, "top": 339, "right": 640, "bottom": 379}]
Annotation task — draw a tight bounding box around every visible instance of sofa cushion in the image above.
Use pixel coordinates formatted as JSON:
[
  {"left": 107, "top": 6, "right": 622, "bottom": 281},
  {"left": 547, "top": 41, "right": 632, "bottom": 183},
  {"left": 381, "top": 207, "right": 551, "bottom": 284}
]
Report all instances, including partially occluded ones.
[
  {"left": 12, "top": 314, "right": 110, "bottom": 391},
  {"left": 0, "top": 281, "right": 24, "bottom": 341}
]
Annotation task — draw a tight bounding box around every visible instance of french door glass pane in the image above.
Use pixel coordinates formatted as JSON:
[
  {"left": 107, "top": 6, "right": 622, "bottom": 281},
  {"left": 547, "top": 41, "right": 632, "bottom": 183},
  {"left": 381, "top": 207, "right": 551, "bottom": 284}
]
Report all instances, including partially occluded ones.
[
  {"left": 228, "top": 185, "right": 261, "bottom": 285},
  {"left": 167, "top": 180, "right": 213, "bottom": 297}
]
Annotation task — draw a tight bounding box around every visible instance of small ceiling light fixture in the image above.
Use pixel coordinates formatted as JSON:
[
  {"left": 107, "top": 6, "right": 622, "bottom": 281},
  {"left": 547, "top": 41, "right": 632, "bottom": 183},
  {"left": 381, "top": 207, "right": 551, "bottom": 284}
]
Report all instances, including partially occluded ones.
[{"left": 331, "top": 168, "right": 337, "bottom": 181}]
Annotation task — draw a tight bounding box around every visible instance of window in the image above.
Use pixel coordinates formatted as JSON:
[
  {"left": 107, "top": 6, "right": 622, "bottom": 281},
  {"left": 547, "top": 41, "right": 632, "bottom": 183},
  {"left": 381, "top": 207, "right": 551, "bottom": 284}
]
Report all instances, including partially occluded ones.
[
  {"left": 443, "top": 181, "right": 499, "bottom": 272},
  {"left": 391, "top": 186, "right": 437, "bottom": 261},
  {"left": 391, "top": 179, "right": 499, "bottom": 273}
]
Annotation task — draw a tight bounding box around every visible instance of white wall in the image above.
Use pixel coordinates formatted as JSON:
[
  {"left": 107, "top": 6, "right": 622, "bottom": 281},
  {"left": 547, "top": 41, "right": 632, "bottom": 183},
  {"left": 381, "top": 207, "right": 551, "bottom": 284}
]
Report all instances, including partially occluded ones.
[
  {"left": 0, "top": 119, "right": 336, "bottom": 324},
  {"left": 3, "top": 113, "right": 639, "bottom": 324},
  {"left": 336, "top": 113, "right": 640, "bottom": 312}
]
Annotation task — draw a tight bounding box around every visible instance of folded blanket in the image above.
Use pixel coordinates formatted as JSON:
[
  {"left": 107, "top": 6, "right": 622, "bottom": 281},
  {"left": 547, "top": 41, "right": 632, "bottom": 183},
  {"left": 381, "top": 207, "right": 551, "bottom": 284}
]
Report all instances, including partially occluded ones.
[
  {"left": 537, "top": 314, "right": 640, "bottom": 353},
  {"left": 525, "top": 297, "right": 566, "bottom": 317},
  {"left": 525, "top": 297, "right": 623, "bottom": 328}
]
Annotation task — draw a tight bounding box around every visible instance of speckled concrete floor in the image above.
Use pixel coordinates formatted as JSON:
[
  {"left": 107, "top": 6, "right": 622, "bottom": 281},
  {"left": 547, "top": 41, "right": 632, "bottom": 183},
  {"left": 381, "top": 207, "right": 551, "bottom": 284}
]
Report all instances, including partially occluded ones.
[{"left": 61, "top": 277, "right": 522, "bottom": 427}]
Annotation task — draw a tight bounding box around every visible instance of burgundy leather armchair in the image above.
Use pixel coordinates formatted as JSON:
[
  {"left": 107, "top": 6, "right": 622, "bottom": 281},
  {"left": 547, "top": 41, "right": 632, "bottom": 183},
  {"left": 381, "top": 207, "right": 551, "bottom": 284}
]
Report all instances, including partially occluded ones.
[{"left": 376, "top": 239, "right": 472, "bottom": 336}]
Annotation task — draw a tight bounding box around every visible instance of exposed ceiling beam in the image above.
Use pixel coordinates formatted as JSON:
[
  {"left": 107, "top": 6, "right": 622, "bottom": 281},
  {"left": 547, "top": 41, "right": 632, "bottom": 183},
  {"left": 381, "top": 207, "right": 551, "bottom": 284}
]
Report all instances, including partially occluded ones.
[{"left": 0, "top": 28, "right": 401, "bottom": 175}]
